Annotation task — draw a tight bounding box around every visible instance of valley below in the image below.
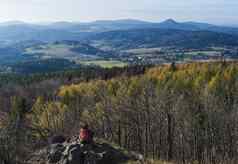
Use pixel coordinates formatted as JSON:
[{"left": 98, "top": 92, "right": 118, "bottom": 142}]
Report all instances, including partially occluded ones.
[
  {"left": 0, "top": 19, "right": 237, "bottom": 74},
  {"left": 0, "top": 19, "right": 238, "bottom": 164}
]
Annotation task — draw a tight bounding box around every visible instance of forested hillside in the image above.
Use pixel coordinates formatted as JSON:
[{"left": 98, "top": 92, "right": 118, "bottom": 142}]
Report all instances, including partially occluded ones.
[
  {"left": 88, "top": 28, "right": 238, "bottom": 49},
  {"left": 0, "top": 62, "right": 238, "bottom": 163},
  {"left": 57, "top": 62, "right": 238, "bottom": 163}
]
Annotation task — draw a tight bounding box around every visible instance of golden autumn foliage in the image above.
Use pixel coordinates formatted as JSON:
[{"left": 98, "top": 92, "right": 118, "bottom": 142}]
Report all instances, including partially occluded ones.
[
  {"left": 31, "top": 97, "right": 68, "bottom": 138},
  {"left": 29, "top": 62, "right": 238, "bottom": 163}
]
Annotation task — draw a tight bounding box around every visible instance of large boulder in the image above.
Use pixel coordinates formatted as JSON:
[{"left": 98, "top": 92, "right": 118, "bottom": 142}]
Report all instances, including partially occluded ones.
[
  {"left": 27, "top": 140, "right": 142, "bottom": 164},
  {"left": 46, "top": 142, "right": 107, "bottom": 164},
  {"left": 47, "top": 144, "right": 66, "bottom": 163}
]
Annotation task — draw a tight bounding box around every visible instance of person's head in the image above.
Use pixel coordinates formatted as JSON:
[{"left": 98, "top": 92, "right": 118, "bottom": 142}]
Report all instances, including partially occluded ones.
[{"left": 82, "top": 123, "right": 89, "bottom": 129}]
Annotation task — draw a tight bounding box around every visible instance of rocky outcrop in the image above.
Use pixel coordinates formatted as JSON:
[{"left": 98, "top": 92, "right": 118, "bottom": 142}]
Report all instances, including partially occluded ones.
[
  {"left": 47, "top": 142, "right": 103, "bottom": 164},
  {"left": 27, "top": 141, "right": 136, "bottom": 164}
]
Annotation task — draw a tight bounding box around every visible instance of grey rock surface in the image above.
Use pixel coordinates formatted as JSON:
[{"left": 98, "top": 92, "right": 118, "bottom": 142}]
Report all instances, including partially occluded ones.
[{"left": 27, "top": 140, "right": 141, "bottom": 164}]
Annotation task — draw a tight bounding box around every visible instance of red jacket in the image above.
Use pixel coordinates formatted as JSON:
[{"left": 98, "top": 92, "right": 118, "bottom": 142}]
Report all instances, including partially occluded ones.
[{"left": 80, "top": 128, "right": 92, "bottom": 142}]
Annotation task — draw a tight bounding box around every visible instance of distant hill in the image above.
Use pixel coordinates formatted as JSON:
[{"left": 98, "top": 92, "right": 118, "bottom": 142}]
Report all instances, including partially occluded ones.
[
  {"left": 87, "top": 28, "right": 238, "bottom": 49},
  {"left": 0, "top": 19, "right": 238, "bottom": 44},
  {"left": 44, "top": 19, "right": 238, "bottom": 35},
  {"left": 46, "top": 19, "right": 154, "bottom": 32},
  {"left": 47, "top": 19, "right": 238, "bottom": 35},
  {"left": 0, "top": 21, "right": 27, "bottom": 26},
  {"left": 0, "top": 24, "right": 88, "bottom": 44},
  {"left": 147, "top": 19, "right": 238, "bottom": 35}
]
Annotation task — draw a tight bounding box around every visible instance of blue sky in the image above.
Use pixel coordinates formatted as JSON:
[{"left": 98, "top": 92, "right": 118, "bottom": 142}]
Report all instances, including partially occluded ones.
[{"left": 0, "top": 0, "right": 237, "bottom": 25}]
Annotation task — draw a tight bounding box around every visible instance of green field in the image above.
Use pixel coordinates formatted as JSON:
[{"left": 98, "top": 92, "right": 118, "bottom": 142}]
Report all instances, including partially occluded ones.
[
  {"left": 124, "top": 48, "right": 162, "bottom": 54},
  {"left": 24, "top": 43, "right": 101, "bottom": 60},
  {"left": 80, "top": 60, "right": 127, "bottom": 68},
  {"left": 25, "top": 44, "right": 77, "bottom": 58},
  {"left": 185, "top": 51, "right": 220, "bottom": 56},
  {"left": 24, "top": 43, "right": 128, "bottom": 68}
]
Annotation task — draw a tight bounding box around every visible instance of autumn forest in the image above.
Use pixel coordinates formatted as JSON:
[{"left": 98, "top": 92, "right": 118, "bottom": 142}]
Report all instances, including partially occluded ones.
[{"left": 0, "top": 62, "right": 237, "bottom": 163}]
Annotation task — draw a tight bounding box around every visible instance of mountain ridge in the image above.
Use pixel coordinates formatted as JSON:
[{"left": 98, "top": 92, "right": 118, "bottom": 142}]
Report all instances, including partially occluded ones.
[
  {"left": 0, "top": 18, "right": 238, "bottom": 44},
  {"left": 87, "top": 28, "right": 238, "bottom": 49}
]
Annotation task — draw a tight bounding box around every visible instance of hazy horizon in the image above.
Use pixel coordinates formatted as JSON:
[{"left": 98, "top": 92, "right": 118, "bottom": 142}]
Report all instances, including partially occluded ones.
[
  {"left": 0, "top": 0, "right": 238, "bottom": 26},
  {"left": 0, "top": 18, "right": 219, "bottom": 25}
]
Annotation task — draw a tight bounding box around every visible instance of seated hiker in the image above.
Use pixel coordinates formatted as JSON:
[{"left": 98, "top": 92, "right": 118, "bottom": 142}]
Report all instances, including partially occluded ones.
[
  {"left": 79, "top": 124, "right": 93, "bottom": 145},
  {"left": 79, "top": 124, "right": 94, "bottom": 164}
]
